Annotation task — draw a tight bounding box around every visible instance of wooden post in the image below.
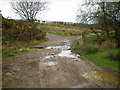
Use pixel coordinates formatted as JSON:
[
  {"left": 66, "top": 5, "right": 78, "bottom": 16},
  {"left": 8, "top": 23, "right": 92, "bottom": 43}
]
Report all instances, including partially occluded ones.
[{"left": 82, "top": 31, "right": 86, "bottom": 46}]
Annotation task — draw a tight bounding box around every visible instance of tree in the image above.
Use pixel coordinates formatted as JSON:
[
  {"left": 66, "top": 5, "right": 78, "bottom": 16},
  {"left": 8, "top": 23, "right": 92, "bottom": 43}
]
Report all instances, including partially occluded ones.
[
  {"left": 76, "top": 2, "right": 102, "bottom": 39},
  {"left": 11, "top": 0, "right": 47, "bottom": 22},
  {"left": 77, "top": 1, "right": 120, "bottom": 47}
]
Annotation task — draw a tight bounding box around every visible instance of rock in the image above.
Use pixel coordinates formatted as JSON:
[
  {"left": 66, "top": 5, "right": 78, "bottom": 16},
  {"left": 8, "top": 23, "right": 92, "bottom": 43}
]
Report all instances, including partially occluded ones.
[
  {"left": 68, "top": 44, "right": 71, "bottom": 46},
  {"left": 16, "top": 68, "right": 20, "bottom": 71},
  {"left": 51, "top": 53, "right": 55, "bottom": 55},
  {"left": 29, "top": 46, "right": 46, "bottom": 49},
  {"left": 6, "top": 72, "right": 14, "bottom": 76}
]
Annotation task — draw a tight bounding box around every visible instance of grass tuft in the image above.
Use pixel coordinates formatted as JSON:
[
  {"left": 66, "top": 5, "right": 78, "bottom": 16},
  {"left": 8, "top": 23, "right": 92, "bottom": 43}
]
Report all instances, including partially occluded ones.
[
  {"left": 81, "top": 50, "right": 119, "bottom": 72},
  {"left": 71, "top": 36, "right": 119, "bottom": 72}
]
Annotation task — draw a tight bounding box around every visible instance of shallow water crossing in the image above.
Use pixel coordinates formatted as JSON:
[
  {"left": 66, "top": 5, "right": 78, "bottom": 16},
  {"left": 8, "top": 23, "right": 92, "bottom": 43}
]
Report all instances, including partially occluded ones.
[{"left": 43, "top": 42, "right": 80, "bottom": 61}]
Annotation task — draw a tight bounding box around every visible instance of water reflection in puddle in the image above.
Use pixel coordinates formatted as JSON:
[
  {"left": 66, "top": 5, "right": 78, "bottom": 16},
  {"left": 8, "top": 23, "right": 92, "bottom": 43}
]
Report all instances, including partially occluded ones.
[
  {"left": 44, "top": 61, "right": 58, "bottom": 66},
  {"left": 58, "top": 39, "right": 69, "bottom": 43},
  {"left": 43, "top": 44, "right": 80, "bottom": 61},
  {"left": 41, "top": 49, "right": 80, "bottom": 61},
  {"left": 45, "top": 45, "right": 70, "bottom": 50},
  {"left": 58, "top": 50, "right": 80, "bottom": 59},
  {"left": 43, "top": 55, "right": 55, "bottom": 59},
  {"left": 83, "top": 70, "right": 119, "bottom": 85}
]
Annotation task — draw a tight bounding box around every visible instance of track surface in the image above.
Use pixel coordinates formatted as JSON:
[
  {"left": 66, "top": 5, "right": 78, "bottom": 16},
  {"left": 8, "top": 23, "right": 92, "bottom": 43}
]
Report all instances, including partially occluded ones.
[{"left": 3, "top": 33, "right": 119, "bottom": 88}]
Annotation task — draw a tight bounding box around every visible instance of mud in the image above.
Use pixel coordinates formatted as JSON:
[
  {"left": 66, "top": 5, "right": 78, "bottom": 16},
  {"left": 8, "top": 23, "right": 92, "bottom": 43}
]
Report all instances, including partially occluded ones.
[{"left": 3, "top": 33, "right": 119, "bottom": 88}]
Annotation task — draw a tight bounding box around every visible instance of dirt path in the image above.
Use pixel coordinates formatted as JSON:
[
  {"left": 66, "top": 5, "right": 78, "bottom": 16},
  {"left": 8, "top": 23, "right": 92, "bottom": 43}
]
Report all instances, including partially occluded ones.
[{"left": 3, "top": 33, "right": 119, "bottom": 88}]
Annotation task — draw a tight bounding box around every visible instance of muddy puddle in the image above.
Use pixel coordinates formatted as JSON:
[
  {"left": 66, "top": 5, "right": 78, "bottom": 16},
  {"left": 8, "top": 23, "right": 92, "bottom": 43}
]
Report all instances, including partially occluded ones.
[
  {"left": 42, "top": 55, "right": 55, "bottom": 60},
  {"left": 42, "top": 43, "right": 80, "bottom": 61},
  {"left": 83, "top": 70, "right": 119, "bottom": 86},
  {"left": 44, "top": 61, "right": 58, "bottom": 66},
  {"left": 45, "top": 45, "right": 70, "bottom": 50},
  {"left": 58, "top": 50, "right": 80, "bottom": 59},
  {"left": 28, "top": 61, "right": 39, "bottom": 67}
]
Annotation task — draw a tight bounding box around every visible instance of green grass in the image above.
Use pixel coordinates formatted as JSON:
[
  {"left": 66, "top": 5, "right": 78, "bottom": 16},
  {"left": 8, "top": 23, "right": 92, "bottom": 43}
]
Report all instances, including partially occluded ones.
[
  {"left": 3, "top": 47, "right": 32, "bottom": 57},
  {"left": 71, "top": 35, "right": 119, "bottom": 72},
  {"left": 85, "top": 36, "right": 97, "bottom": 44},
  {"left": 81, "top": 50, "right": 120, "bottom": 72},
  {"left": 3, "top": 37, "right": 48, "bottom": 60},
  {"left": 71, "top": 37, "right": 99, "bottom": 55},
  {"left": 36, "top": 23, "right": 84, "bottom": 36}
]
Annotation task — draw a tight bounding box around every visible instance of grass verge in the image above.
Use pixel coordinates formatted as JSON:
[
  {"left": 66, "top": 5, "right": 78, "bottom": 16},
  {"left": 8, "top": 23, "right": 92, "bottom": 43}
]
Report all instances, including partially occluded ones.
[
  {"left": 37, "top": 23, "right": 84, "bottom": 36},
  {"left": 3, "top": 37, "right": 48, "bottom": 60},
  {"left": 81, "top": 49, "right": 119, "bottom": 72},
  {"left": 71, "top": 35, "right": 119, "bottom": 72}
]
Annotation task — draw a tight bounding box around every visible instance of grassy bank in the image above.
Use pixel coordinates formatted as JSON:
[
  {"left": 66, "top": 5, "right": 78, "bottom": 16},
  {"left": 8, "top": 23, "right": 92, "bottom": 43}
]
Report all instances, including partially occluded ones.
[
  {"left": 71, "top": 36, "right": 119, "bottom": 72},
  {"left": 3, "top": 38, "right": 48, "bottom": 60},
  {"left": 2, "top": 17, "right": 47, "bottom": 59},
  {"left": 81, "top": 49, "right": 119, "bottom": 72},
  {"left": 37, "top": 23, "right": 86, "bottom": 36}
]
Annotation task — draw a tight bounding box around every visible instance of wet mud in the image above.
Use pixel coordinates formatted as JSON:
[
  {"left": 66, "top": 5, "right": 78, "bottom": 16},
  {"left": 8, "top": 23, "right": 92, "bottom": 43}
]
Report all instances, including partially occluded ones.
[{"left": 3, "top": 33, "right": 119, "bottom": 88}]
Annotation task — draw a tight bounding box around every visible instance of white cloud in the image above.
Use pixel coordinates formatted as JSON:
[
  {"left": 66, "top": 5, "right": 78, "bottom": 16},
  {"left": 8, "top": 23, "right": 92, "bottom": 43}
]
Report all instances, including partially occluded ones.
[
  {"left": 39, "top": 0, "right": 79, "bottom": 22},
  {"left": 0, "top": 0, "right": 84, "bottom": 22},
  {"left": 0, "top": 1, "right": 19, "bottom": 19}
]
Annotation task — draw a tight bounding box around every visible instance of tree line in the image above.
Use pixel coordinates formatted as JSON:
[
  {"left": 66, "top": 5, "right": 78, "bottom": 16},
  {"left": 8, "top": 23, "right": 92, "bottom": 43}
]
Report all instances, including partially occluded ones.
[{"left": 77, "top": 1, "right": 120, "bottom": 48}]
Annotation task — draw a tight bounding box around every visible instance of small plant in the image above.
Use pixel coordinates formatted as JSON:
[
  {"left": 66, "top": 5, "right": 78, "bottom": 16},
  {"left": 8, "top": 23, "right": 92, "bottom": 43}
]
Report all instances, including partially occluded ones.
[
  {"left": 2, "top": 18, "right": 46, "bottom": 44},
  {"left": 107, "top": 49, "right": 119, "bottom": 61},
  {"left": 71, "top": 40, "right": 99, "bottom": 56},
  {"left": 102, "top": 40, "right": 116, "bottom": 49},
  {"left": 84, "top": 45, "right": 99, "bottom": 55}
]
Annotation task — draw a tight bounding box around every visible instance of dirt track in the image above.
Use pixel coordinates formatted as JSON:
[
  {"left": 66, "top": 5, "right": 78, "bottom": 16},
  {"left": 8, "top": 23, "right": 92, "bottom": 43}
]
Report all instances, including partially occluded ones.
[{"left": 3, "top": 33, "right": 119, "bottom": 88}]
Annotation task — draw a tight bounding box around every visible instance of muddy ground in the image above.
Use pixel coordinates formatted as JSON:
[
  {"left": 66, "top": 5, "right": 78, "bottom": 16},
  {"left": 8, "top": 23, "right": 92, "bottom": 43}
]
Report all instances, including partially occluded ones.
[{"left": 3, "top": 33, "right": 119, "bottom": 88}]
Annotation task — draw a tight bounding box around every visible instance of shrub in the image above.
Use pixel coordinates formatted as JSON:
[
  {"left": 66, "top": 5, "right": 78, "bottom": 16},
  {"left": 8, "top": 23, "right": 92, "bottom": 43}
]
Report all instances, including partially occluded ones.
[
  {"left": 84, "top": 45, "right": 99, "bottom": 55},
  {"left": 102, "top": 40, "right": 116, "bottom": 49},
  {"left": 71, "top": 40, "right": 99, "bottom": 56},
  {"left": 2, "top": 18, "right": 46, "bottom": 45},
  {"left": 35, "top": 33, "right": 46, "bottom": 40},
  {"left": 107, "top": 49, "right": 120, "bottom": 61},
  {"left": 2, "top": 19, "right": 15, "bottom": 29}
]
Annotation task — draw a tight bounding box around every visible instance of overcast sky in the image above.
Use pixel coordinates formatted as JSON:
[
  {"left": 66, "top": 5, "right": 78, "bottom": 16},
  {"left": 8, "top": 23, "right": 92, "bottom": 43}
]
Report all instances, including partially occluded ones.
[{"left": 0, "top": 0, "right": 84, "bottom": 23}]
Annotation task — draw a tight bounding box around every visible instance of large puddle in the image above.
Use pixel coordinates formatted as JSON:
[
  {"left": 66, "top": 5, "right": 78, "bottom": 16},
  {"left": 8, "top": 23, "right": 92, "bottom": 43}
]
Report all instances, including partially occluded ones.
[
  {"left": 45, "top": 45, "right": 70, "bottom": 50},
  {"left": 42, "top": 55, "right": 55, "bottom": 60},
  {"left": 43, "top": 43, "right": 80, "bottom": 61},
  {"left": 58, "top": 50, "right": 80, "bottom": 59},
  {"left": 83, "top": 70, "right": 119, "bottom": 85}
]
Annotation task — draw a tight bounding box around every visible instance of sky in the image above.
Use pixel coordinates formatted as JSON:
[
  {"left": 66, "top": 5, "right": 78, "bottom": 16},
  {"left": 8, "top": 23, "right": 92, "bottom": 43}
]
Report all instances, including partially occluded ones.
[{"left": 0, "top": 0, "right": 84, "bottom": 23}]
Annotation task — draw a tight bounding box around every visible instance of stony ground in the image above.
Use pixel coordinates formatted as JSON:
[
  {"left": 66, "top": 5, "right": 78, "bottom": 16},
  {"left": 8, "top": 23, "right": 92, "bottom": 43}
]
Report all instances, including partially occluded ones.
[{"left": 3, "top": 33, "right": 119, "bottom": 88}]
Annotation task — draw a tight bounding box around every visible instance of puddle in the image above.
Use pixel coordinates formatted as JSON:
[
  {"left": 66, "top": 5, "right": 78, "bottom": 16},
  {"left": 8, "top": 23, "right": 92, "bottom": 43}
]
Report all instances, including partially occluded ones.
[
  {"left": 6, "top": 72, "right": 14, "bottom": 76},
  {"left": 72, "top": 83, "right": 92, "bottom": 88},
  {"left": 57, "top": 50, "right": 80, "bottom": 59},
  {"left": 45, "top": 45, "right": 70, "bottom": 50},
  {"left": 58, "top": 39, "right": 69, "bottom": 43},
  {"left": 44, "top": 41, "right": 80, "bottom": 61},
  {"left": 83, "top": 70, "right": 119, "bottom": 85},
  {"left": 28, "top": 61, "right": 39, "bottom": 67},
  {"left": 43, "top": 55, "right": 55, "bottom": 59},
  {"left": 41, "top": 50, "right": 80, "bottom": 61},
  {"left": 44, "top": 61, "right": 58, "bottom": 66}
]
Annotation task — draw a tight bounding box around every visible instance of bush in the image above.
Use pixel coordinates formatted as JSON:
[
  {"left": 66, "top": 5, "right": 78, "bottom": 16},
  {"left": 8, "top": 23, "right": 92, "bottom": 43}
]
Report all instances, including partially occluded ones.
[
  {"left": 71, "top": 40, "right": 99, "bottom": 56},
  {"left": 107, "top": 49, "right": 120, "bottom": 61},
  {"left": 2, "top": 18, "right": 46, "bottom": 45},
  {"left": 2, "top": 19, "right": 15, "bottom": 29},
  {"left": 102, "top": 40, "right": 116, "bottom": 49},
  {"left": 84, "top": 45, "right": 99, "bottom": 55},
  {"left": 35, "top": 33, "right": 45, "bottom": 40}
]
